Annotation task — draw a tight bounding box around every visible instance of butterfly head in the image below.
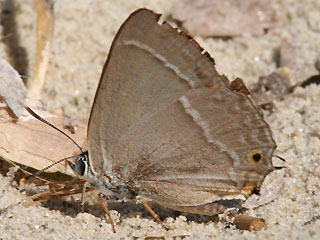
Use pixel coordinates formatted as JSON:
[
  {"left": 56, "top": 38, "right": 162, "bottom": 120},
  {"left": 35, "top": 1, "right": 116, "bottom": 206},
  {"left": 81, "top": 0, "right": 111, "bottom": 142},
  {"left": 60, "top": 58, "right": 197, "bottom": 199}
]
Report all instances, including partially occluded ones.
[
  {"left": 68, "top": 151, "right": 119, "bottom": 198},
  {"left": 69, "top": 151, "right": 135, "bottom": 200}
]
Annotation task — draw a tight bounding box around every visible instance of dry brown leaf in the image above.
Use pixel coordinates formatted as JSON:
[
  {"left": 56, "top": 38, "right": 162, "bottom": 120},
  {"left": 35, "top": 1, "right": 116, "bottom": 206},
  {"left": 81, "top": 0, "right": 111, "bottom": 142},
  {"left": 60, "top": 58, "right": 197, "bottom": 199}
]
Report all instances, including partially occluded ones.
[
  {"left": 0, "top": 106, "right": 87, "bottom": 176},
  {"left": 0, "top": 56, "right": 85, "bottom": 176},
  {"left": 0, "top": 58, "right": 27, "bottom": 118},
  {"left": 170, "top": 0, "right": 285, "bottom": 37}
]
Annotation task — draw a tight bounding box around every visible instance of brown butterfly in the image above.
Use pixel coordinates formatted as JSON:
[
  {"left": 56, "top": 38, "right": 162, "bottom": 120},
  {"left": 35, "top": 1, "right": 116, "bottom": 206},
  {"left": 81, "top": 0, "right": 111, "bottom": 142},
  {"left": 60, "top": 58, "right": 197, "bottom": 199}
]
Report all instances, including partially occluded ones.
[{"left": 26, "top": 8, "right": 278, "bottom": 231}]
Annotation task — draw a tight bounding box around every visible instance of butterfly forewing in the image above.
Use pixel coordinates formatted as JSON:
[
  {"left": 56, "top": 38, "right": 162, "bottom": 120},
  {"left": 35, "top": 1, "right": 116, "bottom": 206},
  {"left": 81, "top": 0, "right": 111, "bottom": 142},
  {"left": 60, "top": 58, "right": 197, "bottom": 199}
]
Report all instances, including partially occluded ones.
[{"left": 88, "top": 9, "right": 229, "bottom": 176}]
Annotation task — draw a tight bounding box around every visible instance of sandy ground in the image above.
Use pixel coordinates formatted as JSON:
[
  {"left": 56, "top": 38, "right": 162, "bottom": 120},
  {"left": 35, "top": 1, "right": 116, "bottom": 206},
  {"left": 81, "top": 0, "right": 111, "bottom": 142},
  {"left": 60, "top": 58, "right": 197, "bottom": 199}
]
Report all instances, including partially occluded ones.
[{"left": 0, "top": 0, "right": 320, "bottom": 239}]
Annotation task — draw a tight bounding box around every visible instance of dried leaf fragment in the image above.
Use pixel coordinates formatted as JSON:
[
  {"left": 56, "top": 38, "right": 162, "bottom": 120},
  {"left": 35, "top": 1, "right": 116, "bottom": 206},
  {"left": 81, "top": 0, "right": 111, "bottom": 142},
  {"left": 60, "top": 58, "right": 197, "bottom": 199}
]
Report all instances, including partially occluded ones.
[
  {"left": 27, "top": 0, "right": 55, "bottom": 97},
  {"left": 0, "top": 58, "right": 27, "bottom": 118},
  {"left": 170, "top": 0, "right": 285, "bottom": 37},
  {"left": 251, "top": 71, "right": 291, "bottom": 109},
  {"left": 0, "top": 106, "right": 87, "bottom": 175},
  {"left": 234, "top": 215, "right": 265, "bottom": 231}
]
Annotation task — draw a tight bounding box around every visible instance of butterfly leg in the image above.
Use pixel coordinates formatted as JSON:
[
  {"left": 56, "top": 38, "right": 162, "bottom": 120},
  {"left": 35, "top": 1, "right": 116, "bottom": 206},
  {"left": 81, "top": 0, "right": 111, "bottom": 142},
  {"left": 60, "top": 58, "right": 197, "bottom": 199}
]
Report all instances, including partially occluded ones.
[
  {"left": 80, "top": 182, "right": 89, "bottom": 212},
  {"left": 141, "top": 202, "right": 169, "bottom": 231},
  {"left": 98, "top": 193, "right": 116, "bottom": 233}
]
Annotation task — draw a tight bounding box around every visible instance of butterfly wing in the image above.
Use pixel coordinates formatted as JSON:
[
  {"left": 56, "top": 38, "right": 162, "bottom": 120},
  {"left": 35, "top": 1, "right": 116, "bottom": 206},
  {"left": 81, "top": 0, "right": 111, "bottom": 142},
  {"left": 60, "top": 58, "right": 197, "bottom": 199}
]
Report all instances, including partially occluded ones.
[
  {"left": 88, "top": 9, "right": 229, "bottom": 176},
  {"left": 113, "top": 87, "right": 276, "bottom": 206},
  {"left": 87, "top": 9, "right": 276, "bottom": 210}
]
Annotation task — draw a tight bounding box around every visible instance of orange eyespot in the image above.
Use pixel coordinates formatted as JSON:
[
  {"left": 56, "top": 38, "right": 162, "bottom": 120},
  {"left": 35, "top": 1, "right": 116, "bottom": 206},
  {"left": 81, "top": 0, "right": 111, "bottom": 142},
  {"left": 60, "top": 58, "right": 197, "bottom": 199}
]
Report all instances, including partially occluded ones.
[
  {"left": 247, "top": 150, "right": 263, "bottom": 165},
  {"left": 241, "top": 182, "right": 258, "bottom": 195}
]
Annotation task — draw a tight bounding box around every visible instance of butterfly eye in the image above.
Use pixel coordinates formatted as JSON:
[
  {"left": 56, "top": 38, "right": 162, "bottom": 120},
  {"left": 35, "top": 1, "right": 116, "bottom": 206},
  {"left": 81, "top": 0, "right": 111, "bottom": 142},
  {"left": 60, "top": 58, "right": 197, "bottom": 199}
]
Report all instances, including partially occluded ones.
[
  {"left": 247, "top": 150, "right": 263, "bottom": 165},
  {"left": 73, "top": 154, "right": 88, "bottom": 176}
]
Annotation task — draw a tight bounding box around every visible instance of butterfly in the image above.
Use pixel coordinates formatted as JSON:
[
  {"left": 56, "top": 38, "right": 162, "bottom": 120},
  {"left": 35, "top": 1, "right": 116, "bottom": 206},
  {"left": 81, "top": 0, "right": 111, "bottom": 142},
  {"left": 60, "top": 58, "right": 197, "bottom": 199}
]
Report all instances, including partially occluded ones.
[{"left": 25, "top": 8, "right": 278, "bottom": 232}]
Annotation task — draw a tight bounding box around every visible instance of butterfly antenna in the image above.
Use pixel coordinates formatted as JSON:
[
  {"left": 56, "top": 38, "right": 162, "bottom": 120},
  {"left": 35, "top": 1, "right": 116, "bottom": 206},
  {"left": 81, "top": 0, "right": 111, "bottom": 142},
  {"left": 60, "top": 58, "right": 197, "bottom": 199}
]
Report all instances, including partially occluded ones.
[
  {"left": 25, "top": 106, "right": 84, "bottom": 153},
  {"left": 20, "top": 155, "right": 76, "bottom": 182}
]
